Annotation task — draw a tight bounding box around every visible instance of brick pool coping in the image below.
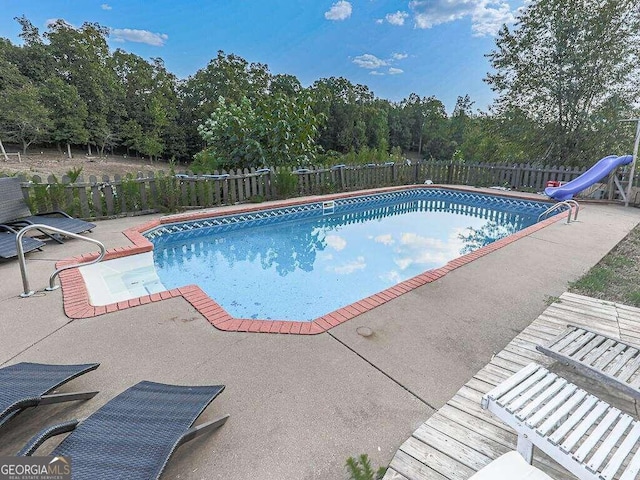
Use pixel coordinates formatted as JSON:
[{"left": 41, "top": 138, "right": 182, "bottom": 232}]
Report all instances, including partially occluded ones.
[{"left": 57, "top": 185, "right": 568, "bottom": 334}]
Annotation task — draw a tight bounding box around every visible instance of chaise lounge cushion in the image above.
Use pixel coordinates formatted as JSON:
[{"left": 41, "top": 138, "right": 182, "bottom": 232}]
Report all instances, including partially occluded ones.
[{"left": 469, "top": 452, "right": 553, "bottom": 480}]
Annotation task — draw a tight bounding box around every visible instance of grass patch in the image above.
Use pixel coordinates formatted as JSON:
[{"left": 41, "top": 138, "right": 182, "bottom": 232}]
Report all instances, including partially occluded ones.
[
  {"left": 569, "top": 225, "right": 640, "bottom": 306},
  {"left": 569, "top": 267, "right": 613, "bottom": 293},
  {"left": 544, "top": 295, "right": 561, "bottom": 305}
]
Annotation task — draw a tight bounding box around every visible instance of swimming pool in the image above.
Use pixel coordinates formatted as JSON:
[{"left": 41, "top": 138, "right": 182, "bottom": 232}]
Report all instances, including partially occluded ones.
[{"left": 144, "top": 188, "right": 553, "bottom": 322}]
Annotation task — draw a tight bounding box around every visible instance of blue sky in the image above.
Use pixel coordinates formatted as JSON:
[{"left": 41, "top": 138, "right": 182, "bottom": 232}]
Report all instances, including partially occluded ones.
[{"left": 0, "top": 0, "right": 525, "bottom": 112}]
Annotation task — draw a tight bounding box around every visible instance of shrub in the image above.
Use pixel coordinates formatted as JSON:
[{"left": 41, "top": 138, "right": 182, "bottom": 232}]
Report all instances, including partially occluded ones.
[
  {"left": 345, "top": 454, "right": 386, "bottom": 480},
  {"left": 273, "top": 169, "right": 298, "bottom": 199}
]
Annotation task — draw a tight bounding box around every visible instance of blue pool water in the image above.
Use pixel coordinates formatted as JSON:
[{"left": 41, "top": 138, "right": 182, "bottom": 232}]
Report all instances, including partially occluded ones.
[{"left": 147, "top": 189, "right": 552, "bottom": 321}]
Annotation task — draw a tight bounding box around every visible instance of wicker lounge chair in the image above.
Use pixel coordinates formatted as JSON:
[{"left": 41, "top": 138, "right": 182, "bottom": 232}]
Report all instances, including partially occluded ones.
[
  {"left": 0, "top": 362, "right": 99, "bottom": 429},
  {"left": 0, "top": 177, "right": 95, "bottom": 242},
  {"left": 0, "top": 224, "right": 45, "bottom": 259},
  {"left": 19, "top": 381, "right": 229, "bottom": 480}
]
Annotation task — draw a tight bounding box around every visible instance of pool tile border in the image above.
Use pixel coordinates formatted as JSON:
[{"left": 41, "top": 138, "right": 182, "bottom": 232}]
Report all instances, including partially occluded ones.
[{"left": 57, "top": 185, "right": 567, "bottom": 334}]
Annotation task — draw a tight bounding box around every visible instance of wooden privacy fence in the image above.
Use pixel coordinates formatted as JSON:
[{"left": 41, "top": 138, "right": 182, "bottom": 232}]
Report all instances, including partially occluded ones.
[{"left": 6, "top": 160, "right": 632, "bottom": 220}]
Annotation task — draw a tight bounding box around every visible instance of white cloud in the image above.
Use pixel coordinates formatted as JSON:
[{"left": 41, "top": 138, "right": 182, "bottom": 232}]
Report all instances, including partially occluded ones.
[
  {"left": 470, "top": 1, "right": 514, "bottom": 36},
  {"left": 393, "top": 230, "right": 467, "bottom": 270},
  {"left": 386, "top": 11, "right": 409, "bottom": 26},
  {"left": 111, "top": 28, "right": 168, "bottom": 46},
  {"left": 380, "top": 271, "right": 402, "bottom": 283},
  {"left": 375, "top": 18, "right": 384, "bottom": 24},
  {"left": 324, "top": 1, "right": 352, "bottom": 21},
  {"left": 391, "top": 52, "right": 408, "bottom": 60},
  {"left": 388, "top": 67, "right": 404, "bottom": 75},
  {"left": 45, "top": 18, "right": 74, "bottom": 28},
  {"left": 409, "top": 0, "right": 514, "bottom": 37},
  {"left": 370, "top": 71, "right": 385, "bottom": 76},
  {"left": 374, "top": 234, "right": 394, "bottom": 245},
  {"left": 353, "top": 53, "right": 388, "bottom": 69},
  {"left": 101, "top": 3, "right": 112, "bottom": 10},
  {"left": 317, "top": 252, "right": 334, "bottom": 261},
  {"left": 325, "top": 235, "right": 347, "bottom": 251},
  {"left": 329, "top": 256, "right": 366, "bottom": 274}
]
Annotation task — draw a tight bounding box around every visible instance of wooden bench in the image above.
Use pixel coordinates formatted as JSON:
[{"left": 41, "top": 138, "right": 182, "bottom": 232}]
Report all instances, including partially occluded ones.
[
  {"left": 536, "top": 325, "right": 640, "bottom": 400},
  {"left": 482, "top": 363, "right": 640, "bottom": 480}
]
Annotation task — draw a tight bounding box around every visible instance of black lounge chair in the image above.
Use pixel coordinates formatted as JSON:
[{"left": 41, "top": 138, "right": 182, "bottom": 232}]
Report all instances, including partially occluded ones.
[
  {"left": 19, "top": 381, "right": 229, "bottom": 480},
  {"left": 0, "top": 224, "right": 45, "bottom": 259},
  {"left": 0, "top": 362, "right": 99, "bottom": 429},
  {"left": 0, "top": 177, "right": 95, "bottom": 243}
]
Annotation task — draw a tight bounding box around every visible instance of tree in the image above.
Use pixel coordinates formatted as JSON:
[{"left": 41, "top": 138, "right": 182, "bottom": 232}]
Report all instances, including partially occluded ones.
[
  {"left": 310, "top": 77, "right": 384, "bottom": 153},
  {"left": 0, "top": 56, "right": 50, "bottom": 153},
  {"left": 194, "top": 91, "right": 322, "bottom": 170},
  {"left": 396, "top": 94, "right": 451, "bottom": 159},
  {"left": 450, "top": 95, "right": 474, "bottom": 149},
  {"left": 114, "top": 53, "right": 181, "bottom": 160},
  {"left": 10, "top": 16, "right": 53, "bottom": 83},
  {"left": 486, "top": 0, "right": 640, "bottom": 165},
  {"left": 41, "top": 77, "right": 89, "bottom": 157},
  {"left": 45, "top": 20, "right": 124, "bottom": 155},
  {"left": 181, "top": 51, "right": 272, "bottom": 154}
]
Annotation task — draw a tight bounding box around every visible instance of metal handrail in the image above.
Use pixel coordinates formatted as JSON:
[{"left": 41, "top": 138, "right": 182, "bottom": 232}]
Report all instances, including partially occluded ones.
[
  {"left": 16, "top": 224, "right": 106, "bottom": 298},
  {"left": 565, "top": 199, "right": 580, "bottom": 220},
  {"left": 538, "top": 200, "right": 577, "bottom": 224}
]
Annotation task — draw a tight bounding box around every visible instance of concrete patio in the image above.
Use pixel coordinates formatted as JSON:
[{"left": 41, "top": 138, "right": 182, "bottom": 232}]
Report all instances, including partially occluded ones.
[{"left": 1, "top": 194, "right": 640, "bottom": 479}]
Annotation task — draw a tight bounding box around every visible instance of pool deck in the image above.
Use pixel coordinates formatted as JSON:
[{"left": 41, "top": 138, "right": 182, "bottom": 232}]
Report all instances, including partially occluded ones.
[
  {"left": 1, "top": 188, "right": 640, "bottom": 479},
  {"left": 382, "top": 291, "right": 640, "bottom": 480}
]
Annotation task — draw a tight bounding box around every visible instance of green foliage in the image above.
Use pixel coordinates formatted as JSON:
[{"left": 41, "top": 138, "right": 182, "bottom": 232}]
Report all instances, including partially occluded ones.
[
  {"left": 486, "top": 0, "right": 640, "bottom": 165},
  {"left": 389, "top": 146, "right": 403, "bottom": 162},
  {"left": 311, "top": 77, "right": 377, "bottom": 153},
  {"left": 544, "top": 295, "right": 561, "bottom": 306},
  {"left": 191, "top": 148, "right": 224, "bottom": 174},
  {"left": 65, "top": 166, "right": 83, "bottom": 183},
  {"left": 625, "top": 291, "right": 640, "bottom": 307},
  {"left": 41, "top": 76, "right": 89, "bottom": 149},
  {"left": 345, "top": 455, "right": 386, "bottom": 480},
  {"left": 45, "top": 20, "right": 122, "bottom": 154},
  {"left": 459, "top": 221, "right": 519, "bottom": 254},
  {"left": 195, "top": 91, "right": 321, "bottom": 170},
  {"left": 119, "top": 174, "right": 141, "bottom": 212},
  {"left": 317, "top": 147, "right": 398, "bottom": 167},
  {"left": 569, "top": 225, "right": 640, "bottom": 306},
  {"left": 29, "top": 179, "right": 48, "bottom": 213},
  {"left": 195, "top": 96, "right": 262, "bottom": 169},
  {"left": 0, "top": 64, "right": 51, "bottom": 153},
  {"left": 570, "top": 267, "right": 613, "bottom": 293},
  {"left": 273, "top": 169, "right": 298, "bottom": 199},
  {"left": 153, "top": 168, "right": 181, "bottom": 213},
  {"left": 2, "top": 12, "right": 637, "bottom": 171}
]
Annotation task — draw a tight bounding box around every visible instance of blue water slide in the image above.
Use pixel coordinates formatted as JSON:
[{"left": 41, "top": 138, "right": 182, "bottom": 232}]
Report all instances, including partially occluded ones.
[{"left": 544, "top": 155, "right": 633, "bottom": 201}]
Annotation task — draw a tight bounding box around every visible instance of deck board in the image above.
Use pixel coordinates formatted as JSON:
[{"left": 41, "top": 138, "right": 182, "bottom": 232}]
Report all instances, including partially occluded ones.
[{"left": 383, "top": 292, "right": 640, "bottom": 480}]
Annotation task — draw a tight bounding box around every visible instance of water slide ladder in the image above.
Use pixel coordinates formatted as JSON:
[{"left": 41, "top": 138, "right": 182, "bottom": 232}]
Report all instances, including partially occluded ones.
[
  {"left": 538, "top": 199, "right": 580, "bottom": 224},
  {"left": 16, "top": 224, "right": 106, "bottom": 297}
]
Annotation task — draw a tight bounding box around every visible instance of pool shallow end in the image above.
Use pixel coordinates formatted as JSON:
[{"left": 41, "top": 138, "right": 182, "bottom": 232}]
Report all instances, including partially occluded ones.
[{"left": 79, "top": 252, "right": 166, "bottom": 306}]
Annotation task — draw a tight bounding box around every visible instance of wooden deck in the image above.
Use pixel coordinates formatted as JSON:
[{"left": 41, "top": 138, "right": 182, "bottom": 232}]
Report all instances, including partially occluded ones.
[{"left": 383, "top": 292, "right": 640, "bottom": 480}]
